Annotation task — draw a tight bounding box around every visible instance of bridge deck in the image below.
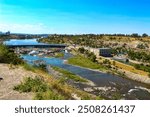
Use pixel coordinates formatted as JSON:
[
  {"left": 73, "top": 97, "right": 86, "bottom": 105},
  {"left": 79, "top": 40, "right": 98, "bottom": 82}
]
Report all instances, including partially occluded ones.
[{"left": 6, "top": 44, "right": 67, "bottom": 48}]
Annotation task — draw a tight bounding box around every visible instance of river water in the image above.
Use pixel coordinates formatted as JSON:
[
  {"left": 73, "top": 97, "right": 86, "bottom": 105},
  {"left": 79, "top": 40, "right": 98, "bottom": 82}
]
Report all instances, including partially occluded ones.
[{"left": 4, "top": 39, "right": 150, "bottom": 100}]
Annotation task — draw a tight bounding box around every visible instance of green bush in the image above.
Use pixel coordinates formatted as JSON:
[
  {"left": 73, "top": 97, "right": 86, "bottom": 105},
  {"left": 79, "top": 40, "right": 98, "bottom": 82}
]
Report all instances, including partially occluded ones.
[
  {"left": 78, "top": 48, "right": 97, "bottom": 62},
  {"left": 35, "top": 91, "right": 65, "bottom": 100},
  {"left": 14, "top": 77, "right": 48, "bottom": 92},
  {"left": 133, "top": 64, "right": 150, "bottom": 73},
  {"left": 22, "top": 63, "right": 35, "bottom": 71},
  {"left": 0, "top": 44, "right": 23, "bottom": 65},
  {"left": 148, "top": 73, "right": 150, "bottom": 78},
  {"left": 111, "top": 92, "right": 123, "bottom": 100},
  {"left": 78, "top": 47, "right": 85, "bottom": 54},
  {"left": 35, "top": 64, "right": 47, "bottom": 72},
  {"left": 14, "top": 77, "right": 67, "bottom": 100}
]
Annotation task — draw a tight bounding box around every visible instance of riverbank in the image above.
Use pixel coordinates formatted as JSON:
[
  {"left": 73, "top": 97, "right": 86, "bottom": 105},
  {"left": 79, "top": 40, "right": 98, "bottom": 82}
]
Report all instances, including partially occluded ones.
[
  {"left": 118, "top": 69, "right": 150, "bottom": 85},
  {"left": 98, "top": 56, "right": 150, "bottom": 85},
  {"left": 0, "top": 63, "right": 100, "bottom": 100},
  {"left": 67, "top": 53, "right": 150, "bottom": 86},
  {"left": 48, "top": 65, "right": 96, "bottom": 87},
  {"left": 68, "top": 55, "right": 107, "bottom": 71},
  {"left": 3, "top": 38, "right": 150, "bottom": 100}
]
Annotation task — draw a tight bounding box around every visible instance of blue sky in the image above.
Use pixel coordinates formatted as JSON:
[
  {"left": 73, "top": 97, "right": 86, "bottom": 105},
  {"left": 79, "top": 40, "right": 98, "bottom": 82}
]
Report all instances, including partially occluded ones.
[{"left": 0, "top": 0, "right": 150, "bottom": 34}]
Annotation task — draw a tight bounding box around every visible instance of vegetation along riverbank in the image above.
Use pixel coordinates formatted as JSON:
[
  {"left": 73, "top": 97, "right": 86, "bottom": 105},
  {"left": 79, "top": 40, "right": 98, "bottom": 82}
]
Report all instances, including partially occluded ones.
[{"left": 0, "top": 44, "right": 101, "bottom": 100}]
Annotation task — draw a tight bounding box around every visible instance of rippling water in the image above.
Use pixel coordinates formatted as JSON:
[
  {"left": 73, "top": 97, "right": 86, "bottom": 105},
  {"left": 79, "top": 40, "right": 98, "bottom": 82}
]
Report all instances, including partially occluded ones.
[
  {"left": 5, "top": 39, "right": 150, "bottom": 99},
  {"left": 21, "top": 54, "right": 150, "bottom": 99}
]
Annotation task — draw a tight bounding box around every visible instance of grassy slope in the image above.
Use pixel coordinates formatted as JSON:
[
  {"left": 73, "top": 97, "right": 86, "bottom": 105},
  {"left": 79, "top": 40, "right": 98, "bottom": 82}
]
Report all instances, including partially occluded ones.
[
  {"left": 52, "top": 66, "right": 87, "bottom": 82},
  {"left": 21, "top": 63, "right": 102, "bottom": 100},
  {"left": 68, "top": 55, "right": 107, "bottom": 71},
  {"left": 115, "top": 61, "right": 148, "bottom": 76},
  {"left": 55, "top": 52, "right": 64, "bottom": 58},
  {"left": 98, "top": 56, "right": 149, "bottom": 76}
]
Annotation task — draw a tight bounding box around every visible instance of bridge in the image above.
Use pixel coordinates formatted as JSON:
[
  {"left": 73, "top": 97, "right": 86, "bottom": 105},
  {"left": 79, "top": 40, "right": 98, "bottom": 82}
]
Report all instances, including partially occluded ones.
[{"left": 6, "top": 44, "right": 67, "bottom": 48}]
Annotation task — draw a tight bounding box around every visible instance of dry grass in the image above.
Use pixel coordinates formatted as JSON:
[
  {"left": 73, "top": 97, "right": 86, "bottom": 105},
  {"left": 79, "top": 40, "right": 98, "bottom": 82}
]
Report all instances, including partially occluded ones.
[
  {"left": 98, "top": 57, "right": 149, "bottom": 76},
  {"left": 114, "top": 61, "right": 148, "bottom": 76},
  {"left": 0, "top": 63, "right": 101, "bottom": 100},
  {"left": 33, "top": 69, "right": 101, "bottom": 100}
]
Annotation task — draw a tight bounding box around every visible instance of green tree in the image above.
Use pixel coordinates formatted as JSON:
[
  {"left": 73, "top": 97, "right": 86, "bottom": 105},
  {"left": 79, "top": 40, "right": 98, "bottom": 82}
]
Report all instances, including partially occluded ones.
[
  {"left": 148, "top": 73, "right": 150, "bottom": 78},
  {"left": 142, "top": 33, "right": 148, "bottom": 37},
  {"left": 78, "top": 47, "right": 85, "bottom": 54},
  {"left": 131, "top": 33, "right": 140, "bottom": 38},
  {"left": 0, "top": 44, "right": 23, "bottom": 65}
]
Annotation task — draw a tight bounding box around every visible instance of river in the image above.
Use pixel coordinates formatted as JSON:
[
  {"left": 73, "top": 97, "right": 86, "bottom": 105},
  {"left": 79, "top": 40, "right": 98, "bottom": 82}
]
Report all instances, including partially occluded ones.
[{"left": 4, "top": 39, "right": 150, "bottom": 100}]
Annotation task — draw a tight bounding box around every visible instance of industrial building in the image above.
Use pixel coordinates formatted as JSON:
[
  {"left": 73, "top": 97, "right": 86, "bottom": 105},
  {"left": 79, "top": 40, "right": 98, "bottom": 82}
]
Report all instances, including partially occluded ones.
[{"left": 99, "top": 48, "right": 112, "bottom": 57}]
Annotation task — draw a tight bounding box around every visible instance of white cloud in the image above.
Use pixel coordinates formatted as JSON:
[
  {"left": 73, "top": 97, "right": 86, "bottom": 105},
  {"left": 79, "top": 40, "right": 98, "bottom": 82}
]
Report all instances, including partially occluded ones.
[{"left": 0, "top": 23, "right": 52, "bottom": 34}]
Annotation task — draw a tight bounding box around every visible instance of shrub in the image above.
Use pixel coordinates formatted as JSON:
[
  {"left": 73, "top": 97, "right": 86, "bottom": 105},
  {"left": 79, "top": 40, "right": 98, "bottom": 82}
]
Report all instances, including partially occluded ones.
[
  {"left": 36, "top": 64, "right": 47, "bottom": 72},
  {"left": 78, "top": 47, "right": 85, "bottom": 54},
  {"left": 14, "top": 77, "right": 68, "bottom": 100},
  {"left": 148, "top": 73, "right": 150, "bottom": 78},
  {"left": 22, "top": 63, "right": 35, "bottom": 72},
  {"left": 0, "top": 44, "right": 23, "bottom": 65},
  {"left": 35, "top": 91, "right": 65, "bottom": 100},
  {"left": 13, "top": 77, "right": 48, "bottom": 92}
]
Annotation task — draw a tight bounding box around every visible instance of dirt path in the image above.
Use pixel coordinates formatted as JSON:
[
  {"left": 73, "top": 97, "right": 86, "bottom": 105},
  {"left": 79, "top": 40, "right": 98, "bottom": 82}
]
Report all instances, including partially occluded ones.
[{"left": 0, "top": 64, "right": 37, "bottom": 100}]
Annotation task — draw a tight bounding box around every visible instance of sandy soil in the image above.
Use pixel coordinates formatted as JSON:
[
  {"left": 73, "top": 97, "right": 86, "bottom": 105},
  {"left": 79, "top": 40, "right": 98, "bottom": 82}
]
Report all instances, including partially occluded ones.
[{"left": 0, "top": 64, "right": 37, "bottom": 100}]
